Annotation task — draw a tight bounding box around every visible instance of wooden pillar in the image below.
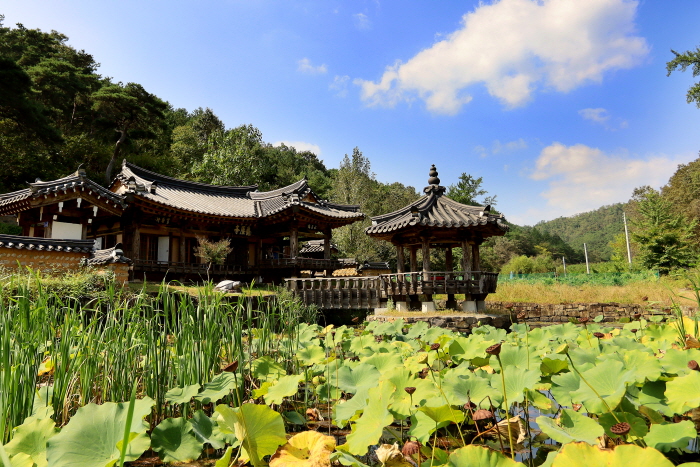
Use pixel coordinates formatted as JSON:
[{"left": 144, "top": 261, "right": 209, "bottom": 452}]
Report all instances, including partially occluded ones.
[
  {"left": 257, "top": 238, "right": 263, "bottom": 264},
  {"left": 472, "top": 242, "right": 481, "bottom": 271},
  {"left": 132, "top": 227, "right": 141, "bottom": 260},
  {"left": 323, "top": 227, "right": 332, "bottom": 260},
  {"left": 409, "top": 246, "right": 418, "bottom": 272},
  {"left": 445, "top": 247, "right": 453, "bottom": 272},
  {"left": 290, "top": 223, "right": 299, "bottom": 258},
  {"left": 396, "top": 245, "right": 405, "bottom": 273},
  {"left": 179, "top": 235, "right": 186, "bottom": 264},
  {"left": 421, "top": 237, "right": 431, "bottom": 280},
  {"left": 461, "top": 240, "right": 472, "bottom": 272}
]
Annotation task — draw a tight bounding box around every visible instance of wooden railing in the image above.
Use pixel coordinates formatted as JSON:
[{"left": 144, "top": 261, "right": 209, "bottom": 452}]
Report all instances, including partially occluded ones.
[
  {"left": 260, "top": 258, "right": 350, "bottom": 270},
  {"left": 133, "top": 259, "right": 247, "bottom": 275},
  {"left": 284, "top": 276, "right": 382, "bottom": 309},
  {"left": 285, "top": 271, "right": 500, "bottom": 309},
  {"left": 379, "top": 271, "right": 499, "bottom": 296}
]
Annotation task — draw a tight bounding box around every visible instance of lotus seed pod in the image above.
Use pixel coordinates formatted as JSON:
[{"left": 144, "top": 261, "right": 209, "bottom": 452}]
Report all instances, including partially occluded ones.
[
  {"left": 485, "top": 342, "right": 502, "bottom": 356},
  {"left": 402, "top": 440, "right": 421, "bottom": 458},
  {"left": 464, "top": 401, "right": 476, "bottom": 410},
  {"left": 631, "top": 329, "right": 638, "bottom": 334},
  {"left": 404, "top": 387, "right": 416, "bottom": 395},
  {"left": 572, "top": 404, "right": 582, "bottom": 412},
  {"left": 688, "top": 360, "right": 700, "bottom": 371},
  {"left": 633, "top": 312, "right": 641, "bottom": 320},
  {"left": 610, "top": 422, "right": 631, "bottom": 435},
  {"left": 517, "top": 312, "right": 526, "bottom": 320},
  {"left": 579, "top": 317, "right": 589, "bottom": 324},
  {"left": 430, "top": 343, "right": 440, "bottom": 351},
  {"left": 472, "top": 409, "right": 494, "bottom": 421},
  {"left": 593, "top": 332, "right": 605, "bottom": 338}
]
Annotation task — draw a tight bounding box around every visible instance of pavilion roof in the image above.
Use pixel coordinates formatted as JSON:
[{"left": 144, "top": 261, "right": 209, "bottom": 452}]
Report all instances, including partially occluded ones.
[
  {"left": 114, "top": 161, "right": 364, "bottom": 221},
  {"left": 365, "top": 165, "right": 508, "bottom": 238},
  {"left": 0, "top": 169, "right": 126, "bottom": 216}
]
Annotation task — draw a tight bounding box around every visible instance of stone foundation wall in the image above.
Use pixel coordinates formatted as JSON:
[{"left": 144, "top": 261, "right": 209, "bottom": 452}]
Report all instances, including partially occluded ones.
[
  {"left": 0, "top": 249, "right": 88, "bottom": 272},
  {"left": 95, "top": 263, "right": 130, "bottom": 285},
  {"left": 487, "top": 301, "right": 696, "bottom": 322},
  {"left": 367, "top": 314, "right": 512, "bottom": 333}
]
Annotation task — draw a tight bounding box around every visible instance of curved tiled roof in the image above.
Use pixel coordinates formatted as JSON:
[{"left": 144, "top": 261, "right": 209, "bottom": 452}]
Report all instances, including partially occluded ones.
[
  {"left": 87, "top": 243, "right": 133, "bottom": 265},
  {"left": 0, "top": 234, "right": 95, "bottom": 253},
  {"left": 116, "top": 161, "right": 364, "bottom": 221},
  {"left": 366, "top": 166, "right": 508, "bottom": 237},
  {"left": 299, "top": 239, "right": 339, "bottom": 254},
  {"left": 0, "top": 170, "right": 126, "bottom": 215}
]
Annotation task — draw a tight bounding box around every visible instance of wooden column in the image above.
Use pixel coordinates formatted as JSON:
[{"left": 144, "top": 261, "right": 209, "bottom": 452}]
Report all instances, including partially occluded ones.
[
  {"left": 179, "top": 235, "right": 186, "bottom": 264},
  {"left": 445, "top": 247, "right": 453, "bottom": 272},
  {"left": 409, "top": 246, "right": 418, "bottom": 272},
  {"left": 323, "top": 227, "right": 332, "bottom": 260},
  {"left": 421, "top": 237, "right": 431, "bottom": 280},
  {"left": 461, "top": 240, "right": 472, "bottom": 272},
  {"left": 472, "top": 242, "right": 481, "bottom": 271},
  {"left": 257, "top": 238, "right": 263, "bottom": 264},
  {"left": 132, "top": 227, "right": 141, "bottom": 260},
  {"left": 290, "top": 223, "right": 299, "bottom": 258},
  {"left": 396, "top": 245, "right": 405, "bottom": 273}
]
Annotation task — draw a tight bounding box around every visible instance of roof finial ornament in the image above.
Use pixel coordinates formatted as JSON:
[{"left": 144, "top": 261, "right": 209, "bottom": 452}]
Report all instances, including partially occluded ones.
[{"left": 428, "top": 164, "right": 440, "bottom": 186}]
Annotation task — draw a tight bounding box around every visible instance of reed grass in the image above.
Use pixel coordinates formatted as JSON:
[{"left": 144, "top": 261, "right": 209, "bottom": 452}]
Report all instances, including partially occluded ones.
[{"left": 0, "top": 272, "right": 317, "bottom": 442}]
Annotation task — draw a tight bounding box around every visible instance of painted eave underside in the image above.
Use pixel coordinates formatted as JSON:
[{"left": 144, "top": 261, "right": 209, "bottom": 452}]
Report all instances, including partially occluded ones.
[
  {"left": 114, "top": 162, "right": 364, "bottom": 222},
  {"left": 0, "top": 171, "right": 126, "bottom": 215},
  {"left": 365, "top": 191, "right": 508, "bottom": 236}
]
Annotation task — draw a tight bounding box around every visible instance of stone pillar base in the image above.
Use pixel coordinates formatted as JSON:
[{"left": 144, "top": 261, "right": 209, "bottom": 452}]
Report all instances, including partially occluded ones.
[
  {"left": 476, "top": 300, "right": 486, "bottom": 312},
  {"left": 396, "top": 301, "right": 409, "bottom": 312},
  {"left": 422, "top": 301, "right": 436, "bottom": 313},
  {"left": 462, "top": 301, "right": 477, "bottom": 313}
]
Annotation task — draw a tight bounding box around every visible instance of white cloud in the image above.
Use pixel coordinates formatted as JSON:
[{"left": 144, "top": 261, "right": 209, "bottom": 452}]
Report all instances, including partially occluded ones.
[
  {"left": 353, "top": 12, "right": 371, "bottom": 30},
  {"left": 474, "top": 139, "right": 528, "bottom": 158},
  {"left": 579, "top": 107, "right": 628, "bottom": 130},
  {"left": 330, "top": 75, "right": 350, "bottom": 97},
  {"left": 355, "top": 0, "right": 648, "bottom": 114},
  {"left": 527, "top": 142, "right": 687, "bottom": 219},
  {"left": 273, "top": 141, "right": 322, "bottom": 155},
  {"left": 297, "top": 58, "right": 327, "bottom": 75}
]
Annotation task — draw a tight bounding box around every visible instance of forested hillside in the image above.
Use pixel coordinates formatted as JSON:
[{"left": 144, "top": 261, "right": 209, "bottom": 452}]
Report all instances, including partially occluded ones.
[{"left": 534, "top": 203, "right": 628, "bottom": 262}]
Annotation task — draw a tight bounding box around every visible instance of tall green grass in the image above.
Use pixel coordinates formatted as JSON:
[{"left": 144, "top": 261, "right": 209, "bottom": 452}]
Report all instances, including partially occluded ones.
[{"left": 0, "top": 272, "right": 316, "bottom": 442}]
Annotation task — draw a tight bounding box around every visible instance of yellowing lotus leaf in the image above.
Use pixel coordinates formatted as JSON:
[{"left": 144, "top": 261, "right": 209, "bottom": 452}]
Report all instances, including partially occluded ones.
[
  {"left": 375, "top": 443, "right": 412, "bottom": 467},
  {"left": 551, "top": 442, "right": 674, "bottom": 467},
  {"left": 269, "top": 431, "right": 336, "bottom": 467}
]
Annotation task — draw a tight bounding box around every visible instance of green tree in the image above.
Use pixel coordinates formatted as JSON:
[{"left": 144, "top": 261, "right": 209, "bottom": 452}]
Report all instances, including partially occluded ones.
[
  {"left": 631, "top": 188, "right": 697, "bottom": 274},
  {"left": 194, "top": 236, "right": 232, "bottom": 282},
  {"left": 667, "top": 45, "right": 700, "bottom": 107},
  {"left": 190, "top": 124, "right": 266, "bottom": 186},
  {"left": 446, "top": 173, "right": 496, "bottom": 207},
  {"left": 92, "top": 82, "right": 168, "bottom": 183}
]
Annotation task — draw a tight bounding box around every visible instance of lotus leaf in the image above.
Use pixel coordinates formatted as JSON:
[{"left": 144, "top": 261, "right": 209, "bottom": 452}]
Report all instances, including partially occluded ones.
[
  {"left": 536, "top": 409, "right": 603, "bottom": 445},
  {"left": 45, "top": 397, "right": 154, "bottom": 467},
  {"left": 382, "top": 368, "right": 436, "bottom": 419},
  {"left": 628, "top": 381, "right": 670, "bottom": 415},
  {"left": 269, "top": 431, "right": 335, "bottom": 467},
  {"left": 447, "top": 445, "right": 525, "bottom": 467},
  {"left": 165, "top": 383, "right": 201, "bottom": 404},
  {"left": 570, "top": 359, "right": 633, "bottom": 413},
  {"left": 364, "top": 352, "right": 404, "bottom": 373},
  {"left": 252, "top": 356, "right": 287, "bottom": 383},
  {"left": 404, "top": 321, "right": 430, "bottom": 340},
  {"left": 195, "top": 372, "right": 238, "bottom": 404},
  {"left": 423, "top": 326, "right": 455, "bottom": 344},
  {"left": 32, "top": 387, "right": 53, "bottom": 418},
  {"left": 151, "top": 417, "right": 203, "bottom": 463},
  {"left": 526, "top": 389, "right": 554, "bottom": 411},
  {"left": 252, "top": 381, "right": 273, "bottom": 398},
  {"left": 371, "top": 319, "right": 405, "bottom": 337},
  {"left": 620, "top": 349, "right": 662, "bottom": 383},
  {"left": 316, "top": 382, "right": 343, "bottom": 402},
  {"left": 8, "top": 452, "right": 33, "bottom": 467},
  {"left": 418, "top": 404, "right": 465, "bottom": 425},
  {"left": 297, "top": 344, "right": 326, "bottom": 366},
  {"left": 215, "top": 403, "right": 287, "bottom": 466},
  {"left": 491, "top": 343, "right": 541, "bottom": 370},
  {"left": 490, "top": 367, "right": 541, "bottom": 406},
  {"left": 442, "top": 372, "right": 499, "bottom": 409},
  {"left": 284, "top": 411, "right": 307, "bottom": 425},
  {"left": 406, "top": 410, "right": 450, "bottom": 444},
  {"left": 5, "top": 417, "right": 57, "bottom": 467},
  {"left": 190, "top": 410, "right": 227, "bottom": 449},
  {"left": 332, "top": 363, "right": 380, "bottom": 394},
  {"left": 643, "top": 420, "right": 697, "bottom": 452},
  {"left": 664, "top": 371, "right": 700, "bottom": 414},
  {"left": 265, "top": 374, "right": 303, "bottom": 405},
  {"left": 215, "top": 446, "right": 234, "bottom": 467},
  {"left": 331, "top": 450, "right": 370, "bottom": 467},
  {"left": 449, "top": 334, "right": 495, "bottom": 363},
  {"left": 642, "top": 325, "right": 680, "bottom": 344},
  {"left": 338, "top": 381, "right": 395, "bottom": 455},
  {"left": 349, "top": 334, "right": 376, "bottom": 355},
  {"left": 540, "top": 356, "right": 569, "bottom": 375},
  {"left": 374, "top": 443, "right": 412, "bottom": 467},
  {"left": 550, "top": 442, "right": 674, "bottom": 467},
  {"left": 658, "top": 348, "right": 700, "bottom": 375},
  {"left": 332, "top": 389, "right": 369, "bottom": 427},
  {"left": 542, "top": 322, "right": 580, "bottom": 343},
  {"left": 550, "top": 371, "right": 581, "bottom": 407},
  {"left": 598, "top": 412, "right": 648, "bottom": 439},
  {"left": 568, "top": 347, "right": 597, "bottom": 371}
]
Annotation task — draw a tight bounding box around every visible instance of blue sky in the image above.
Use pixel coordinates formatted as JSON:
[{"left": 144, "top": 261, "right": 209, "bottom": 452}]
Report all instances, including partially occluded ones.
[{"left": 4, "top": 0, "right": 700, "bottom": 225}]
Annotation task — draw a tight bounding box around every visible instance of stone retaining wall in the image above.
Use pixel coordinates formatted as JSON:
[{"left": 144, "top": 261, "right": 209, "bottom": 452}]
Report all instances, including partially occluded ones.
[
  {"left": 486, "top": 301, "right": 696, "bottom": 322},
  {"left": 367, "top": 314, "right": 512, "bottom": 333}
]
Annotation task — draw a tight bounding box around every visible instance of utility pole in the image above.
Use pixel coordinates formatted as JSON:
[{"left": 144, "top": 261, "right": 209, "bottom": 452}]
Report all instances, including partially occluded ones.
[
  {"left": 584, "top": 243, "right": 590, "bottom": 274},
  {"left": 623, "top": 212, "right": 632, "bottom": 265}
]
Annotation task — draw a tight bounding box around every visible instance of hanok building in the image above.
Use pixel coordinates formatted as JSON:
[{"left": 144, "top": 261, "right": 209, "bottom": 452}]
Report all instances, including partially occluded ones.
[
  {"left": 365, "top": 165, "right": 508, "bottom": 312},
  {"left": 0, "top": 161, "right": 365, "bottom": 282}
]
